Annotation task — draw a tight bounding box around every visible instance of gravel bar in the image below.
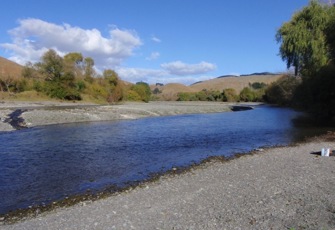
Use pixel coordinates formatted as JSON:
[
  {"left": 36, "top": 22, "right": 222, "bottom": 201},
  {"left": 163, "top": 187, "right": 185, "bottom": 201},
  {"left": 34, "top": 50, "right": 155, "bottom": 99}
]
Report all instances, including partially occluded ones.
[
  {"left": 1, "top": 139, "right": 335, "bottom": 229},
  {"left": 0, "top": 101, "right": 235, "bottom": 131}
]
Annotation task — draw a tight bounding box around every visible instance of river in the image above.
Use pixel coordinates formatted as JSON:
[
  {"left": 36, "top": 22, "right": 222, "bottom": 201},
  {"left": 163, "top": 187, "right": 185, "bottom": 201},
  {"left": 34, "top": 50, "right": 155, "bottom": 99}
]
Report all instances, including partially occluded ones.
[{"left": 0, "top": 105, "right": 332, "bottom": 214}]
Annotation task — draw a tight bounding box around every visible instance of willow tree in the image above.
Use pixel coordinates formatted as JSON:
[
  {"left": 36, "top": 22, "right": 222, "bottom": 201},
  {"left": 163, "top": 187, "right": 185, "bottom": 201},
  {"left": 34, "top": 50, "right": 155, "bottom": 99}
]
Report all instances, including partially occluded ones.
[
  {"left": 276, "top": 1, "right": 331, "bottom": 76},
  {"left": 64, "top": 52, "right": 84, "bottom": 77}
]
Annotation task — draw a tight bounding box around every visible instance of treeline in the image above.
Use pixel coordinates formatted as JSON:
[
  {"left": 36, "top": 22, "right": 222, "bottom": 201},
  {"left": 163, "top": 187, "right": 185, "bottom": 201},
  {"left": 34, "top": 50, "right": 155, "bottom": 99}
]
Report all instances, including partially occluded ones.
[
  {"left": 177, "top": 82, "right": 267, "bottom": 102},
  {"left": 0, "top": 49, "right": 151, "bottom": 103},
  {"left": 266, "top": 1, "right": 335, "bottom": 121}
]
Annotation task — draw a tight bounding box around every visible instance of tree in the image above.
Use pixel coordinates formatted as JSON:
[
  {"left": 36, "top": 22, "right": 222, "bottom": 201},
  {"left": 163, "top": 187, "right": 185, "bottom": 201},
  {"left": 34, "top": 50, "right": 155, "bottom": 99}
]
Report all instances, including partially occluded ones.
[
  {"left": 222, "top": 88, "right": 238, "bottom": 102},
  {"left": 64, "top": 52, "right": 83, "bottom": 66},
  {"left": 22, "top": 62, "right": 39, "bottom": 79},
  {"left": 239, "top": 87, "right": 256, "bottom": 102},
  {"left": 325, "top": 6, "right": 335, "bottom": 60},
  {"left": 0, "top": 74, "right": 15, "bottom": 93},
  {"left": 319, "top": 0, "right": 335, "bottom": 6},
  {"left": 131, "top": 82, "right": 151, "bottom": 102},
  {"left": 37, "top": 49, "right": 82, "bottom": 100},
  {"left": 84, "top": 57, "right": 95, "bottom": 83},
  {"left": 265, "top": 75, "right": 301, "bottom": 106},
  {"left": 103, "top": 69, "right": 119, "bottom": 86},
  {"left": 276, "top": 1, "right": 331, "bottom": 76},
  {"left": 64, "top": 52, "right": 84, "bottom": 77},
  {"left": 103, "top": 69, "right": 123, "bottom": 103},
  {"left": 39, "top": 49, "right": 64, "bottom": 81}
]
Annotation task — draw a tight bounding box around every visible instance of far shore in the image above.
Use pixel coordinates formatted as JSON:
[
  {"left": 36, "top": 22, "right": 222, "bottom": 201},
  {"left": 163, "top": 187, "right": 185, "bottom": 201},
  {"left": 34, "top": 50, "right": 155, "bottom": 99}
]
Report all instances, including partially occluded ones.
[{"left": 0, "top": 101, "right": 258, "bottom": 132}]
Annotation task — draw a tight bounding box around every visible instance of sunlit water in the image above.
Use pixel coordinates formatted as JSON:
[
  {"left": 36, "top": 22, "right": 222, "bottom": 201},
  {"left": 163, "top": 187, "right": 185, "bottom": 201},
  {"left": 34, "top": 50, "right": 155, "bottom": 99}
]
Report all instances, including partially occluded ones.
[{"left": 0, "top": 105, "right": 332, "bottom": 214}]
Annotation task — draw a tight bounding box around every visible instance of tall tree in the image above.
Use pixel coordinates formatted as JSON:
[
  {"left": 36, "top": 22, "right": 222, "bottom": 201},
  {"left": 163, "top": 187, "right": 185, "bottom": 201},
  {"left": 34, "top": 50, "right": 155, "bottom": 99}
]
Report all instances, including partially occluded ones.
[
  {"left": 64, "top": 52, "right": 84, "bottom": 77},
  {"left": 103, "top": 69, "right": 124, "bottom": 103},
  {"left": 103, "top": 69, "right": 119, "bottom": 86},
  {"left": 325, "top": 5, "right": 335, "bottom": 60},
  {"left": 38, "top": 49, "right": 81, "bottom": 100},
  {"left": 276, "top": 1, "right": 331, "bottom": 76},
  {"left": 84, "top": 57, "right": 95, "bottom": 82},
  {"left": 39, "top": 49, "right": 64, "bottom": 81},
  {"left": 319, "top": 0, "right": 335, "bottom": 6},
  {"left": 64, "top": 52, "right": 83, "bottom": 66}
]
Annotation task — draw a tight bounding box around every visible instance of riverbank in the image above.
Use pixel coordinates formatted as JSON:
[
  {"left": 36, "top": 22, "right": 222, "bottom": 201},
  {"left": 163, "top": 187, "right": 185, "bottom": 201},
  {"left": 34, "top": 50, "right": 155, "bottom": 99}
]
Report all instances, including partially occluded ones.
[
  {"left": 1, "top": 133, "right": 335, "bottom": 229},
  {"left": 0, "top": 101, "right": 236, "bottom": 131}
]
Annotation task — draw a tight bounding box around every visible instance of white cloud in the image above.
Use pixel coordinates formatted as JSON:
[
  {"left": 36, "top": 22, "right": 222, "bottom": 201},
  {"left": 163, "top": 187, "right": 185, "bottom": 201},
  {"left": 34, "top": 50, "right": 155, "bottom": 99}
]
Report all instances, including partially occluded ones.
[
  {"left": 116, "top": 67, "right": 167, "bottom": 83},
  {"left": 151, "top": 36, "right": 161, "bottom": 43},
  {"left": 1, "top": 18, "right": 142, "bottom": 68},
  {"left": 161, "top": 61, "right": 216, "bottom": 76},
  {"left": 116, "top": 67, "right": 215, "bottom": 85},
  {"left": 146, "top": 52, "right": 160, "bottom": 60}
]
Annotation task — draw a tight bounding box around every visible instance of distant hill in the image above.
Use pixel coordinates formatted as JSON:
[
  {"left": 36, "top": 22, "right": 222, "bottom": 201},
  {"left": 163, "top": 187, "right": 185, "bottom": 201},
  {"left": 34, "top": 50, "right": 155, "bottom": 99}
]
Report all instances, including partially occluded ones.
[
  {"left": 240, "top": 72, "right": 278, "bottom": 76},
  {"left": 0, "top": 56, "right": 23, "bottom": 77},
  {"left": 151, "top": 74, "right": 283, "bottom": 100},
  {"left": 151, "top": 83, "right": 198, "bottom": 101},
  {"left": 190, "top": 74, "right": 283, "bottom": 93}
]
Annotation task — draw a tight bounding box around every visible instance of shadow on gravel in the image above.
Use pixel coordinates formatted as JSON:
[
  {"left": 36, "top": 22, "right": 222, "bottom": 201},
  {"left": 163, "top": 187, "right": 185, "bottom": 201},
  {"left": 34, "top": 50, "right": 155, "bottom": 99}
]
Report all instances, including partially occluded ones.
[
  {"left": 4, "top": 109, "right": 28, "bottom": 130},
  {"left": 310, "top": 150, "right": 335, "bottom": 156}
]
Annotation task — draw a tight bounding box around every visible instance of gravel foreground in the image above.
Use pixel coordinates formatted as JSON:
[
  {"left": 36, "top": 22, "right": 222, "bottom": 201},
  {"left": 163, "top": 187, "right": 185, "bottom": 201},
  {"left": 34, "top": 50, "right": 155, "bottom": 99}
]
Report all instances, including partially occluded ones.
[
  {"left": 1, "top": 139, "right": 335, "bottom": 229},
  {"left": 1, "top": 101, "right": 334, "bottom": 229}
]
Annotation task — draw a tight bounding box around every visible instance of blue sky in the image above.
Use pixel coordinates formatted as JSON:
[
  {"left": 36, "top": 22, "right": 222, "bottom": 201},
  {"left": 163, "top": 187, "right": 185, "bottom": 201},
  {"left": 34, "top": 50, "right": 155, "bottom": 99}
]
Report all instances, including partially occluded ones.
[{"left": 0, "top": 0, "right": 309, "bottom": 85}]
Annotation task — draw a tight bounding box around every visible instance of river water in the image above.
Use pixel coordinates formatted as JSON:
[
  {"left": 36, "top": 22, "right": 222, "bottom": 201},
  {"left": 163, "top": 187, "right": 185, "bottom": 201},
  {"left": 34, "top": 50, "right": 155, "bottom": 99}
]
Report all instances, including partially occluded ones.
[{"left": 0, "top": 105, "right": 332, "bottom": 214}]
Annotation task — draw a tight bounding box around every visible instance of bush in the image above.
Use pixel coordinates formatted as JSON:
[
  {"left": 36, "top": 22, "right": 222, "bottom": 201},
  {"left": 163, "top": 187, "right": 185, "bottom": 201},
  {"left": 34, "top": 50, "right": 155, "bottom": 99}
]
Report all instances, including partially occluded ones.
[
  {"left": 126, "top": 90, "right": 142, "bottom": 101},
  {"left": 239, "top": 87, "right": 256, "bottom": 102},
  {"left": 131, "top": 82, "right": 151, "bottom": 102},
  {"left": 222, "top": 88, "right": 238, "bottom": 102},
  {"left": 177, "top": 92, "right": 194, "bottom": 101},
  {"left": 265, "top": 75, "right": 301, "bottom": 106},
  {"left": 294, "top": 64, "right": 335, "bottom": 120},
  {"left": 44, "top": 81, "right": 82, "bottom": 100}
]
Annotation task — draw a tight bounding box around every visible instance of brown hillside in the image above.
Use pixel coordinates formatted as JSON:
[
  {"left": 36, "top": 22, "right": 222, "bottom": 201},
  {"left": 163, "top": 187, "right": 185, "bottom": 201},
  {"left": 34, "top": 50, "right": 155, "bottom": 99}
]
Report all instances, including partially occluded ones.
[
  {"left": 151, "top": 83, "right": 198, "bottom": 101},
  {"left": 0, "top": 56, "right": 23, "bottom": 78},
  {"left": 151, "top": 74, "right": 283, "bottom": 100},
  {"left": 190, "top": 74, "right": 283, "bottom": 93}
]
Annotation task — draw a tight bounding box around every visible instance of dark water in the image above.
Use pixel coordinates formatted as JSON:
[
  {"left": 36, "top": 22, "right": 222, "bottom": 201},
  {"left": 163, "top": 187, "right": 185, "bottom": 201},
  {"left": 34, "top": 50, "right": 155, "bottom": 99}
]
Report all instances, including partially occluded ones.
[{"left": 0, "top": 105, "right": 332, "bottom": 214}]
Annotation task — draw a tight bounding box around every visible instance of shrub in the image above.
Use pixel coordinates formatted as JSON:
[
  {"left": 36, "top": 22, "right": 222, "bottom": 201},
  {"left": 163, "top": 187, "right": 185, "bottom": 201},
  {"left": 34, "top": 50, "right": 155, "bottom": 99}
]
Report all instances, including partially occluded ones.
[
  {"left": 131, "top": 82, "right": 151, "bottom": 102},
  {"left": 265, "top": 75, "right": 301, "bottom": 106},
  {"left": 126, "top": 90, "right": 142, "bottom": 101},
  {"left": 222, "top": 88, "right": 238, "bottom": 102},
  {"left": 294, "top": 64, "right": 335, "bottom": 120}
]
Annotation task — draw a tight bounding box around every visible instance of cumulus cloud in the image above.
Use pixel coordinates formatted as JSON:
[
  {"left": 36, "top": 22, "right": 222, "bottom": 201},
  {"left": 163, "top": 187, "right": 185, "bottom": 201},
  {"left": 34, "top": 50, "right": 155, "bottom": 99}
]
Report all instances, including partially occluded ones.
[
  {"left": 116, "top": 67, "right": 215, "bottom": 85},
  {"left": 161, "top": 61, "right": 216, "bottom": 76},
  {"left": 117, "top": 61, "right": 216, "bottom": 84},
  {"left": 116, "top": 67, "right": 167, "bottom": 83},
  {"left": 1, "top": 18, "right": 142, "bottom": 68}
]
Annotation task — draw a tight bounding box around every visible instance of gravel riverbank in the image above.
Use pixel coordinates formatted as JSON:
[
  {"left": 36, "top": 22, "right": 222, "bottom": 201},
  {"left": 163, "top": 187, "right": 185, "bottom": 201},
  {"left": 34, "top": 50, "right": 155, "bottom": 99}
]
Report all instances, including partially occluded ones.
[
  {"left": 0, "top": 101, "right": 234, "bottom": 131},
  {"left": 1, "top": 137, "right": 335, "bottom": 229}
]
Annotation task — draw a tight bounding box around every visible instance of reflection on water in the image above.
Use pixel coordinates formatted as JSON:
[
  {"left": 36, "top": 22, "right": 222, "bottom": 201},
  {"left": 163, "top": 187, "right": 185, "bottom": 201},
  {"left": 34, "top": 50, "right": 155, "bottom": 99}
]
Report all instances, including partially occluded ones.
[{"left": 0, "top": 105, "right": 332, "bottom": 214}]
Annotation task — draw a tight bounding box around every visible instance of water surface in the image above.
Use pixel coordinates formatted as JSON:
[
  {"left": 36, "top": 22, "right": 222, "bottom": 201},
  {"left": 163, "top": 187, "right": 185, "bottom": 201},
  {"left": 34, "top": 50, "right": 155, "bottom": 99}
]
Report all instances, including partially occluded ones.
[{"left": 0, "top": 105, "right": 332, "bottom": 214}]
